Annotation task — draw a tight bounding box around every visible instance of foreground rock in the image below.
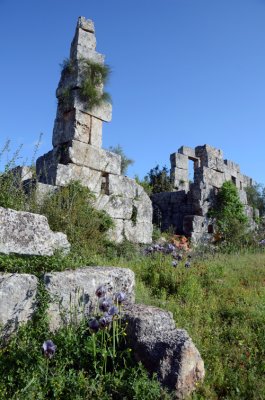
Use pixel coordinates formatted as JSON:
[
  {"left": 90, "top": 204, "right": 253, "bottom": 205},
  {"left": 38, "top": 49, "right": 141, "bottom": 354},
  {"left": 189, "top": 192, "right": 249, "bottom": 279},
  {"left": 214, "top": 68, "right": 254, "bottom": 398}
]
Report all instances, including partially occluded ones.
[
  {"left": 123, "top": 303, "right": 205, "bottom": 399},
  {"left": 44, "top": 267, "right": 135, "bottom": 330},
  {"left": 0, "top": 273, "right": 38, "bottom": 338},
  {"left": 0, "top": 207, "right": 70, "bottom": 256}
]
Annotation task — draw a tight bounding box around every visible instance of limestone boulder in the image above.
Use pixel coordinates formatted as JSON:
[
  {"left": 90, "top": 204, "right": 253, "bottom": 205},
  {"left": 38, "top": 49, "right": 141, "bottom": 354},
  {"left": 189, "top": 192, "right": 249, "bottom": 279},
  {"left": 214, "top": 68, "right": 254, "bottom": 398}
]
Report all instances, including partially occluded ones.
[
  {"left": 44, "top": 267, "right": 135, "bottom": 331},
  {"left": 0, "top": 273, "right": 38, "bottom": 338},
  {"left": 95, "top": 194, "right": 133, "bottom": 220},
  {"left": 0, "top": 207, "right": 70, "bottom": 256},
  {"left": 123, "top": 303, "right": 205, "bottom": 399}
]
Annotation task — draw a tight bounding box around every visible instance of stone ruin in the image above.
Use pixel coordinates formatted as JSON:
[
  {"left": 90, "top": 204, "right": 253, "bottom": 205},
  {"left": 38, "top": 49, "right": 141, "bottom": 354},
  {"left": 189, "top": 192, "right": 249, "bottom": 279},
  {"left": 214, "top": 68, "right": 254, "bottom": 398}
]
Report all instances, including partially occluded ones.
[
  {"left": 33, "top": 17, "right": 153, "bottom": 244},
  {"left": 152, "top": 144, "right": 258, "bottom": 243}
]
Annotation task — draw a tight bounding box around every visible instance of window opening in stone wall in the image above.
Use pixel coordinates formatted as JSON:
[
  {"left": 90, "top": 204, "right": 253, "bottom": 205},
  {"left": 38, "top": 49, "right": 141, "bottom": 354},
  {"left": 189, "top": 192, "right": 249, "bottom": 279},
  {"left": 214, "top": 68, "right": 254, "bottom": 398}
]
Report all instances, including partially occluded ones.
[
  {"left": 231, "top": 176, "right": 236, "bottom": 186},
  {"left": 208, "top": 224, "right": 214, "bottom": 234},
  {"left": 188, "top": 159, "right": 194, "bottom": 185},
  {"left": 240, "top": 181, "right": 242, "bottom": 190},
  {"left": 101, "top": 173, "right": 109, "bottom": 195}
]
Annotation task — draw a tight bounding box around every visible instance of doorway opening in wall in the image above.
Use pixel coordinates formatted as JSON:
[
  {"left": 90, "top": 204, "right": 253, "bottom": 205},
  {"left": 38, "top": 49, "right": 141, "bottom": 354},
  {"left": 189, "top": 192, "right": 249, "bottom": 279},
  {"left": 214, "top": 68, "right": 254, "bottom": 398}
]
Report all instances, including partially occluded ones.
[{"left": 188, "top": 159, "right": 194, "bottom": 185}]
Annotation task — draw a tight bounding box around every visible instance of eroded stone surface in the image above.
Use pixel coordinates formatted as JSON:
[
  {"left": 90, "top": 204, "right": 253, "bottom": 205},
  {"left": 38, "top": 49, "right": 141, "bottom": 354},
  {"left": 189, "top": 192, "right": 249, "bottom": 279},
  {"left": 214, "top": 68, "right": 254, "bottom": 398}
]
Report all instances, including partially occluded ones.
[
  {"left": 0, "top": 207, "right": 70, "bottom": 256},
  {"left": 123, "top": 303, "right": 205, "bottom": 399},
  {"left": 44, "top": 267, "right": 135, "bottom": 330},
  {"left": 0, "top": 273, "right": 38, "bottom": 338}
]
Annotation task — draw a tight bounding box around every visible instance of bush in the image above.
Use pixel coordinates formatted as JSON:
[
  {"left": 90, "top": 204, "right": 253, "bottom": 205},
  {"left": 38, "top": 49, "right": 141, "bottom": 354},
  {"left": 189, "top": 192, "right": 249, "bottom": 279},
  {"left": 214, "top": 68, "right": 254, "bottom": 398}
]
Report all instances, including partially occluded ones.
[
  {"left": 245, "top": 183, "right": 265, "bottom": 216},
  {"left": 39, "top": 181, "right": 114, "bottom": 256},
  {"left": 209, "top": 181, "right": 248, "bottom": 244},
  {"left": 108, "top": 145, "right": 134, "bottom": 175}
]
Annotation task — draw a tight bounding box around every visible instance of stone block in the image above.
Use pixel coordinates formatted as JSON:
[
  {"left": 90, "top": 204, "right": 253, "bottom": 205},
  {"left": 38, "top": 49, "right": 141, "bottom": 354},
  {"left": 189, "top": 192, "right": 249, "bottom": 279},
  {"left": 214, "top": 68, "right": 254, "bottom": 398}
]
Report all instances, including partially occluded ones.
[
  {"left": 183, "top": 215, "right": 205, "bottom": 235},
  {"left": 67, "top": 140, "right": 121, "bottom": 175},
  {"left": 52, "top": 109, "right": 102, "bottom": 148},
  {"left": 108, "top": 175, "right": 141, "bottom": 199},
  {"left": 90, "top": 117, "right": 102, "bottom": 147},
  {"left": 77, "top": 16, "right": 95, "bottom": 33},
  {"left": 201, "top": 167, "right": 224, "bottom": 188},
  {"left": 107, "top": 219, "right": 124, "bottom": 243},
  {"left": 44, "top": 267, "right": 135, "bottom": 331},
  {"left": 70, "top": 26, "right": 96, "bottom": 58},
  {"left": 0, "top": 273, "right": 38, "bottom": 338},
  {"left": 123, "top": 303, "right": 205, "bottom": 398},
  {"left": 178, "top": 146, "right": 196, "bottom": 159},
  {"left": 95, "top": 194, "right": 133, "bottom": 219},
  {"left": 133, "top": 191, "right": 153, "bottom": 223},
  {"left": 170, "top": 153, "right": 188, "bottom": 169},
  {"left": 0, "top": 207, "right": 70, "bottom": 256},
  {"left": 55, "top": 164, "right": 102, "bottom": 193},
  {"left": 124, "top": 220, "right": 153, "bottom": 244},
  {"left": 9, "top": 166, "right": 33, "bottom": 182}
]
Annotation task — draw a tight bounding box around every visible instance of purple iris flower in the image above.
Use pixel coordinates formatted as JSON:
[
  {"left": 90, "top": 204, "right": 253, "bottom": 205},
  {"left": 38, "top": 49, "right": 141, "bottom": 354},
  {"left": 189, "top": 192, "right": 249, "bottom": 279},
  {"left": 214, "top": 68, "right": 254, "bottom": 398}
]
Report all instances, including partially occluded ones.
[
  {"left": 95, "top": 285, "right": 107, "bottom": 298},
  {"left": 185, "top": 261, "right": 191, "bottom": 268},
  {"left": 172, "top": 261, "right": 178, "bottom": 267},
  {"left": 42, "top": 340, "right": 56, "bottom": 359},
  {"left": 114, "top": 292, "right": 126, "bottom": 304},
  {"left": 88, "top": 318, "right": 100, "bottom": 333},
  {"left": 99, "top": 297, "right": 113, "bottom": 312},
  {"left": 99, "top": 314, "right": 113, "bottom": 328},
  {"left": 108, "top": 305, "right": 119, "bottom": 316}
]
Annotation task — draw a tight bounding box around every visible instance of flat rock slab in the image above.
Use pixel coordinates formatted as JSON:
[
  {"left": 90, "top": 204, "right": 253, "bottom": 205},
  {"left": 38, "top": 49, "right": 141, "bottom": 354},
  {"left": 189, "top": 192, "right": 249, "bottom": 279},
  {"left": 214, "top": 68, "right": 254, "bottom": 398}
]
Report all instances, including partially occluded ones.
[
  {"left": 44, "top": 266, "right": 135, "bottom": 331},
  {"left": 123, "top": 303, "right": 205, "bottom": 399},
  {"left": 0, "top": 207, "right": 70, "bottom": 256},
  {"left": 0, "top": 273, "right": 38, "bottom": 338}
]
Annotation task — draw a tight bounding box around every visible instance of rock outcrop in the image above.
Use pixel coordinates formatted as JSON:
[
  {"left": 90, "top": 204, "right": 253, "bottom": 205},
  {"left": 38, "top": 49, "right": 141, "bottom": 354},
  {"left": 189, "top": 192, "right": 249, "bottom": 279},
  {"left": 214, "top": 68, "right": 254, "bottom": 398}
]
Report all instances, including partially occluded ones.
[
  {"left": 0, "top": 265, "right": 205, "bottom": 397},
  {"left": 0, "top": 273, "right": 38, "bottom": 337},
  {"left": 123, "top": 303, "right": 205, "bottom": 399},
  {"left": 44, "top": 266, "right": 135, "bottom": 330},
  {"left": 0, "top": 207, "right": 70, "bottom": 256},
  {"left": 35, "top": 17, "right": 153, "bottom": 244}
]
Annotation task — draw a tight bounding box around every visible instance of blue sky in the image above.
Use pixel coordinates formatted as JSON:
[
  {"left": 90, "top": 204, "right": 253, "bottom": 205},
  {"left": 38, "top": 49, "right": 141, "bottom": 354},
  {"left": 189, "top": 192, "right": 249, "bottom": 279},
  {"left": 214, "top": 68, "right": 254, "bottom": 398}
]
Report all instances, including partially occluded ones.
[{"left": 0, "top": 0, "right": 265, "bottom": 184}]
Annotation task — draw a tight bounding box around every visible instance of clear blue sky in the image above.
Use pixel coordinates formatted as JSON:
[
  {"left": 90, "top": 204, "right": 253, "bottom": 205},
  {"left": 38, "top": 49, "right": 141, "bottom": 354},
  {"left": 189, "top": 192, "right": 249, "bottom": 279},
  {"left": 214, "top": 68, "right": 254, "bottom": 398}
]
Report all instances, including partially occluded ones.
[{"left": 0, "top": 0, "right": 265, "bottom": 184}]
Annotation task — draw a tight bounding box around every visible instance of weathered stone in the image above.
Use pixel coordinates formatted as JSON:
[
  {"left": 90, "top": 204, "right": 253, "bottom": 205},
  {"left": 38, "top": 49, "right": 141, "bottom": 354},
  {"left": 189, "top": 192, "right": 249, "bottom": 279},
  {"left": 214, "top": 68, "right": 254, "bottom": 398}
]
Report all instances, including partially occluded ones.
[
  {"left": 70, "top": 24, "right": 96, "bottom": 57},
  {"left": 67, "top": 140, "right": 121, "bottom": 175},
  {"left": 9, "top": 166, "right": 33, "bottom": 182},
  {"left": 170, "top": 153, "right": 188, "bottom": 169},
  {"left": 124, "top": 220, "right": 153, "bottom": 244},
  {"left": 0, "top": 207, "right": 70, "bottom": 256},
  {"left": 90, "top": 117, "right": 102, "bottom": 148},
  {"left": 133, "top": 192, "right": 153, "bottom": 223},
  {"left": 107, "top": 219, "right": 124, "bottom": 243},
  {"left": 54, "top": 164, "right": 102, "bottom": 193},
  {"left": 123, "top": 303, "right": 205, "bottom": 399},
  {"left": 0, "top": 273, "right": 38, "bottom": 338},
  {"left": 44, "top": 267, "right": 135, "bottom": 331},
  {"left": 95, "top": 194, "right": 133, "bottom": 219},
  {"left": 108, "top": 175, "right": 142, "bottom": 199},
  {"left": 178, "top": 146, "right": 196, "bottom": 159},
  {"left": 183, "top": 215, "right": 206, "bottom": 234},
  {"left": 77, "top": 16, "right": 95, "bottom": 33}
]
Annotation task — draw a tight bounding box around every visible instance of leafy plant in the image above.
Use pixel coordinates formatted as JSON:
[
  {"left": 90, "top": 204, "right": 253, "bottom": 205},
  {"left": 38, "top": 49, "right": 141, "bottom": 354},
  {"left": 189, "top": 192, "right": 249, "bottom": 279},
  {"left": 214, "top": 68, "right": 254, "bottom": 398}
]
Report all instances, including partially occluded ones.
[
  {"left": 80, "top": 60, "right": 111, "bottom": 109},
  {"left": 144, "top": 165, "right": 173, "bottom": 194},
  {"left": 39, "top": 181, "right": 114, "bottom": 256},
  {"left": 209, "top": 181, "right": 248, "bottom": 243},
  {"left": 245, "top": 183, "right": 265, "bottom": 216}
]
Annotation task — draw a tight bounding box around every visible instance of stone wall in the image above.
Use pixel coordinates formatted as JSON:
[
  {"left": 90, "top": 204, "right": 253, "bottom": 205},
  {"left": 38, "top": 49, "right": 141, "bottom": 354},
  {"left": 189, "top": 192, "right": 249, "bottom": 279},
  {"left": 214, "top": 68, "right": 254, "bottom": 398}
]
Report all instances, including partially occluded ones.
[
  {"left": 153, "top": 144, "right": 257, "bottom": 242},
  {"left": 35, "top": 17, "right": 152, "bottom": 244}
]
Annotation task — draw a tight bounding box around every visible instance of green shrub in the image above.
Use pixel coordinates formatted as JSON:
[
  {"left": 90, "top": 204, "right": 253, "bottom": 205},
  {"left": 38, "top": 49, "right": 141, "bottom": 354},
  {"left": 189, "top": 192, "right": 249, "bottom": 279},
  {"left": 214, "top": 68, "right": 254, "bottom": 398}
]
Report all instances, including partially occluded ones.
[
  {"left": 209, "top": 181, "right": 248, "bottom": 244},
  {"left": 39, "top": 181, "right": 114, "bottom": 256},
  {"left": 245, "top": 183, "right": 265, "bottom": 216}
]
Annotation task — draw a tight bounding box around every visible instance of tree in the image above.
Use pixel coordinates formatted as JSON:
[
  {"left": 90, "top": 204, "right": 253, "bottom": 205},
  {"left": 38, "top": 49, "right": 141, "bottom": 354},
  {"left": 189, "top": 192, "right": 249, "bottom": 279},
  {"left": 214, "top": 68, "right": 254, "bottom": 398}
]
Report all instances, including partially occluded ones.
[
  {"left": 144, "top": 165, "right": 173, "bottom": 194},
  {"left": 209, "top": 181, "right": 248, "bottom": 243},
  {"left": 108, "top": 145, "right": 134, "bottom": 175},
  {"left": 245, "top": 183, "right": 265, "bottom": 216}
]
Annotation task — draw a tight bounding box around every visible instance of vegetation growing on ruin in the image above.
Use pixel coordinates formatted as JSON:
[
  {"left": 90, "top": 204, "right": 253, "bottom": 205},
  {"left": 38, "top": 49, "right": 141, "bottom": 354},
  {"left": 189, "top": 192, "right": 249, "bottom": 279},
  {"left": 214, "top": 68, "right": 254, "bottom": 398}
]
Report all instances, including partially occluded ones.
[
  {"left": 108, "top": 144, "right": 134, "bottom": 175},
  {"left": 208, "top": 181, "right": 248, "bottom": 245},
  {"left": 1, "top": 147, "right": 265, "bottom": 399}
]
